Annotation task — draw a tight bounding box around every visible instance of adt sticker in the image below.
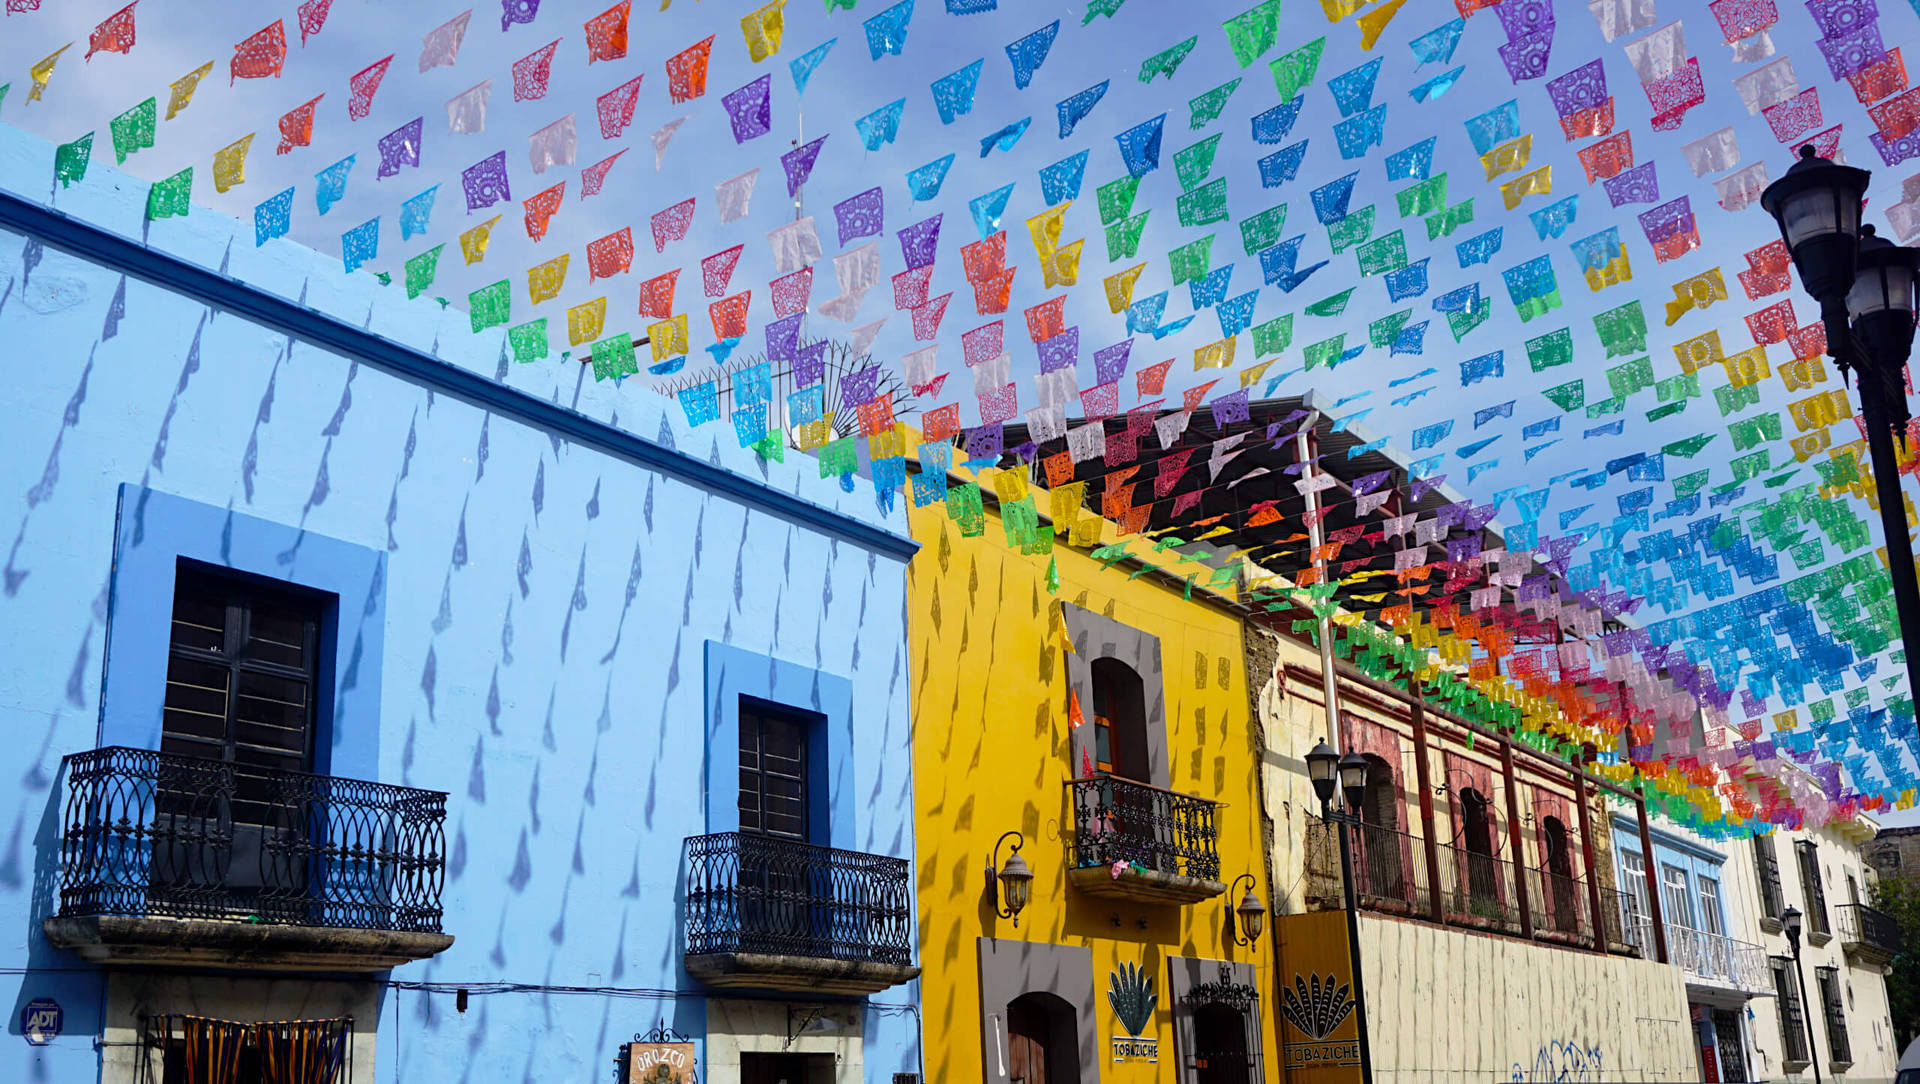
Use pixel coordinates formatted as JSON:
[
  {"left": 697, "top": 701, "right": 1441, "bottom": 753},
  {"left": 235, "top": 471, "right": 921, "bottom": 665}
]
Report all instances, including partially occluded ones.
[{"left": 21, "top": 998, "right": 61, "bottom": 1046}]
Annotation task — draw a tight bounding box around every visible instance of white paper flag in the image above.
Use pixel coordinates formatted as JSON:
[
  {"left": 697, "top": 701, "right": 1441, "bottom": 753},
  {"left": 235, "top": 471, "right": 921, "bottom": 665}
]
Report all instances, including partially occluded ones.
[
  {"left": 1066, "top": 422, "right": 1106, "bottom": 464},
  {"left": 815, "top": 294, "right": 866, "bottom": 323},
  {"left": 1734, "top": 57, "right": 1797, "bottom": 115},
  {"left": 1394, "top": 545, "right": 1428, "bottom": 572},
  {"left": 1714, "top": 162, "right": 1770, "bottom": 211},
  {"left": 1680, "top": 127, "right": 1739, "bottom": 176},
  {"left": 903, "top": 345, "right": 940, "bottom": 386},
  {"left": 834, "top": 242, "right": 882, "bottom": 298},
  {"left": 1293, "top": 472, "right": 1340, "bottom": 495},
  {"left": 1035, "top": 365, "right": 1078, "bottom": 409},
  {"left": 1732, "top": 29, "right": 1774, "bottom": 63},
  {"left": 849, "top": 319, "right": 887, "bottom": 358},
  {"left": 1623, "top": 22, "right": 1687, "bottom": 85},
  {"left": 1587, "top": 0, "right": 1657, "bottom": 42},
  {"left": 420, "top": 9, "right": 474, "bottom": 73},
  {"left": 767, "top": 217, "right": 822, "bottom": 274},
  {"left": 652, "top": 116, "right": 688, "bottom": 170},
  {"left": 1355, "top": 489, "right": 1393, "bottom": 516},
  {"left": 1888, "top": 201, "right": 1920, "bottom": 243},
  {"left": 446, "top": 80, "right": 491, "bottom": 134},
  {"left": 974, "top": 353, "right": 1013, "bottom": 395},
  {"left": 1026, "top": 405, "right": 1067, "bottom": 444},
  {"left": 1382, "top": 513, "right": 1417, "bottom": 539},
  {"left": 1154, "top": 410, "right": 1191, "bottom": 449},
  {"left": 528, "top": 114, "right": 576, "bottom": 175},
  {"left": 1207, "top": 433, "right": 1247, "bottom": 481},
  {"left": 717, "top": 169, "right": 760, "bottom": 224}
]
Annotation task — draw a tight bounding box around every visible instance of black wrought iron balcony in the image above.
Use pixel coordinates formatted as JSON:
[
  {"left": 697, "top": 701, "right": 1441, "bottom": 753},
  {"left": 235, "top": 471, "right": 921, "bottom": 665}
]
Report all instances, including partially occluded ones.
[
  {"left": 1839, "top": 902, "right": 1902, "bottom": 966},
  {"left": 682, "top": 831, "right": 918, "bottom": 996},
  {"left": 44, "top": 746, "right": 453, "bottom": 971},
  {"left": 1066, "top": 775, "right": 1225, "bottom": 906}
]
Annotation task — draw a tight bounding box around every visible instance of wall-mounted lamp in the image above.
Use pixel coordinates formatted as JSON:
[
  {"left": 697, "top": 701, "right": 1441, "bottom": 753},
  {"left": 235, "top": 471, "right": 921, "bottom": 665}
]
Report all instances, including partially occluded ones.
[
  {"left": 988, "top": 831, "right": 1033, "bottom": 927},
  {"left": 1228, "top": 873, "right": 1267, "bottom": 946}
]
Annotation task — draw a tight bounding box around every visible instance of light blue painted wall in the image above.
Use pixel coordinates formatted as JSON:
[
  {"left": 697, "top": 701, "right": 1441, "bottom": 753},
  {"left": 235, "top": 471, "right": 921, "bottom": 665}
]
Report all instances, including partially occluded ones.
[
  {"left": 0, "top": 122, "right": 919, "bottom": 1082},
  {"left": 1612, "top": 815, "right": 1729, "bottom": 932}
]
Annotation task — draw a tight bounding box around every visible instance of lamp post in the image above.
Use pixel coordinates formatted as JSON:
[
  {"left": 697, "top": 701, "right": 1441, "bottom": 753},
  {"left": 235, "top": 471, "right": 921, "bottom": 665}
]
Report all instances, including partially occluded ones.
[
  {"left": 1307, "top": 739, "right": 1374, "bottom": 1083},
  {"left": 987, "top": 831, "right": 1033, "bottom": 928},
  {"left": 1762, "top": 146, "right": 1920, "bottom": 715},
  {"left": 1228, "top": 872, "right": 1268, "bottom": 946},
  {"left": 1784, "top": 904, "right": 1825, "bottom": 1084}
]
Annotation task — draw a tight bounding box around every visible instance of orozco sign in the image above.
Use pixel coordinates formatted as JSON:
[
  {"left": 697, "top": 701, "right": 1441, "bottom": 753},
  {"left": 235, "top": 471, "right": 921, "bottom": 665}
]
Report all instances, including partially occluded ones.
[{"left": 626, "top": 1040, "right": 695, "bottom": 1084}]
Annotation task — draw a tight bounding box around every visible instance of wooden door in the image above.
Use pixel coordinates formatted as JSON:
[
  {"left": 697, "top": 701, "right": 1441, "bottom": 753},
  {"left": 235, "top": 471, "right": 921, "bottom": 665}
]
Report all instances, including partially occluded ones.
[{"left": 1007, "top": 996, "right": 1051, "bottom": 1084}]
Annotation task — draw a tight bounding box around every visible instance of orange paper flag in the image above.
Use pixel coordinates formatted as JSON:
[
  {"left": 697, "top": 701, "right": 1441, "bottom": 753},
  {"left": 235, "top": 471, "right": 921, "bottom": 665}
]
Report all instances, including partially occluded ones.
[
  {"left": 231, "top": 21, "right": 288, "bottom": 83},
  {"left": 585, "top": 1, "right": 632, "bottom": 63},
  {"left": 276, "top": 95, "right": 323, "bottom": 155},
  {"left": 523, "top": 182, "right": 565, "bottom": 242}
]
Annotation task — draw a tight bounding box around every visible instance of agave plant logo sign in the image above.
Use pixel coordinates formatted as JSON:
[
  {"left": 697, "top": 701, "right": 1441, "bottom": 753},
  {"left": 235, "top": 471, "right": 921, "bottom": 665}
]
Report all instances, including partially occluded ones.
[
  {"left": 1107, "top": 961, "right": 1160, "bottom": 1063},
  {"left": 1281, "top": 973, "right": 1355, "bottom": 1041}
]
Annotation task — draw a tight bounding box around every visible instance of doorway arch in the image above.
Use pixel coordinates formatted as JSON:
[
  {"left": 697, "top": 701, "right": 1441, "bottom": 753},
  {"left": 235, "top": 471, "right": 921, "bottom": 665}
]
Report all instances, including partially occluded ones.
[
  {"left": 1190, "top": 1002, "right": 1252, "bottom": 1084},
  {"left": 1007, "top": 991, "right": 1080, "bottom": 1084}
]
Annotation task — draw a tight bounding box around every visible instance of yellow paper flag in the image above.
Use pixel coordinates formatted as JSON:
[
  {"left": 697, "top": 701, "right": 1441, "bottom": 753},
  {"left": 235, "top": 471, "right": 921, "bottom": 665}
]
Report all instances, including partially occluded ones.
[
  {"left": 1355, "top": 0, "right": 1410, "bottom": 49},
  {"left": 167, "top": 61, "right": 216, "bottom": 121},
  {"left": 1583, "top": 249, "right": 1632, "bottom": 291},
  {"left": 1239, "top": 360, "right": 1274, "bottom": 388},
  {"left": 1045, "top": 238, "right": 1084, "bottom": 288},
  {"left": 649, "top": 313, "right": 690, "bottom": 360},
  {"left": 1025, "top": 202, "right": 1069, "bottom": 259},
  {"left": 461, "top": 215, "right": 503, "bottom": 265},
  {"left": 994, "top": 467, "right": 1030, "bottom": 504},
  {"left": 567, "top": 297, "right": 608, "bottom": 345},
  {"left": 1779, "top": 355, "right": 1827, "bottom": 391},
  {"left": 1499, "top": 165, "right": 1552, "bottom": 210},
  {"left": 28, "top": 44, "right": 71, "bottom": 104},
  {"left": 1194, "top": 336, "right": 1237, "bottom": 369},
  {"left": 1720, "top": 345, "right": 1770, "bottom": 388},
  {"left": 1104, "top": 263, "right": 1146, "bottom": 313},
  {"left": 740, "top": 0, "right": 787, "bottom": 63},
  {"left": 211, "top": 133, "right": 254, "bottom": 193},
  {"left": 1790, "top": 429, "right": 1832, "bottom": 462},
  {"left": 1480, "top": 134, "right": 1532, "bottom": 180},
  {"left": 796, "top": 415, "right": 835, "bottom": 450},
  {"left": 1673, "top": 329, "right": 1724, "bottom": 374},
  {"left": 1663, "top": 267, "right": 1728, "bottom": 325},
  {"left": 1319, "top": 0, "right": 1366, "bottom": 21},
  {"left": 528, "top": 252, "right": 570, "bottom": 303}
]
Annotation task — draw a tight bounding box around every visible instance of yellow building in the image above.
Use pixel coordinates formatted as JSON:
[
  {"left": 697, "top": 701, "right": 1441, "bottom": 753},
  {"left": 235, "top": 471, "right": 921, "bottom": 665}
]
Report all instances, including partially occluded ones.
[{"left": 906, "top": 465, "right": 1281, "bottom": 1083}]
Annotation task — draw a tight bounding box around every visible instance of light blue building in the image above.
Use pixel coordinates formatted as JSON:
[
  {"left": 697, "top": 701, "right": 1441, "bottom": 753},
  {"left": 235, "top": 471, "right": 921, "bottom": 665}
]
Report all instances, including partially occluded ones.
[{"left": 0, "top": 123, "right": 921, "bottom": 1083}]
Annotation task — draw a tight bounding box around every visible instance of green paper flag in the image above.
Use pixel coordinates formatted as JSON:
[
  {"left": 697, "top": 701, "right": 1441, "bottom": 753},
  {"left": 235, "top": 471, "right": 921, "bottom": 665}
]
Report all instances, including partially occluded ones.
[
  {"left": 1173, "top": 134, "right": 1222, "bottom": 192},
  {"left": 1355, "top": 230, "right": 1407, "bottom": 276},
  {"left": 1645, "top": 402, "right": 1687, "bottom": 422},
  {"left": 1446, "top": 298, "right": 1491, "bottom": 341},
  {"left": 1585, "top": 396, "right": 1624, "bottom": 418},
  {"left": 1187, "top": 78, "right": 1241, "bottom": 128},
  {"left": 1097, "top": 175, "right": 1140, "bottom": 224},
  {"left": 0, "top": 84, "right": 10, "bottom": 117},
  {"left": 1368, "top": 310, "right": 1412, "bottom": 347},
  {"left": 1269, "top": 38, "right": 1325, "bottom": 101},
  {"left": 1085, "top": 0, "right": 1128, "bottom": 24},
  {"left": 1729, "top": 412, "right": 1782, "bottom": 450},
  {"left": 1105, "top": 212, "right": 1149, "bottom": 261},
  {"left": 1168, "top": 234, "right": 1214, "bottom": 284},
  {"left": 1664, "top": 434, "right": 1717, "bottom": 459},
  {"left": 1655, "top": 372, "right": 1701, "bottom": 402},
  {"left": 1141, "top": 36, "right": 1200, "bottom": 82},
  {"left": 405, "top": 245, "right": 445, "bottom": 300},
  {"left": 1714, "top": 381, "right": 1761, "bottom": 416},
  {"left": 54, "top": 132, "right": 93, "bottom": 188},
  {"left": 591, "top": 332, "right": 638, "bottom": 382},
  {"left": 1305, "top": 288, "right": 1354, "bottom": 317},
  {"left": 1730, "top": 449, "right": 1772, "bottom": 482},
  {"left": 1593, "top": 300, "right": 1648, "bottom": 358},
  {"left": 1327, "top": 206, "right": 1375, "bottom": 254},
  {"left": 1542, "top": 378, "right": 1586, "bottom": 412},
  {"left": 1425, "top": 199, "right": 1475, "bottom": 240},
  {"left": 145, "top": 167, "right": 192, "bottom": 221},
  {"left": 1396, "top": 174, "right": 1447, "bottom": 218},
  {"left": 1222, "top": 1, "right": 1283, "bottom": 68},
  {"left": 1524, "top": 327, "right": 1572, "bottom": 371},
  {"left": 752, "top": 431, "right": 787, "bottom": 462},
  {"left": 110, "top": 98, "right": 157, "bottom": 165},
  {"left": 469, "top": 280, "right": 512, "bottom": 333},
  {"left": 1252, "top": 313, "right": 1294, "bottom": 355},
  {"left": 1606, "top": 356, "right": 1654, "bottom": 399},
  {"left": 508, "top": 317, "right": 549, "bottom": 362},
  {"left": 1239, "top": 203, "right": 1287, "bottom": 255},
  {"left": 1175, "top": 179, "right": 1229, "bottom": 227},
  {"left": 1302, "top": 334, "right": 1345, "bottom": 369}
]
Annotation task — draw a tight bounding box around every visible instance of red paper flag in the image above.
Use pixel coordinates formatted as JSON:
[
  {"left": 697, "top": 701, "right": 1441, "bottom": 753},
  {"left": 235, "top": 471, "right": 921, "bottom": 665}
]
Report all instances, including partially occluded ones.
[
  {"left": 666, "top": 35, "right": 716, "bottom": 103},
  {"left": 1137, "top": 359, "right": 1173, "bottom": 396},
  {"left": 961, "top": 322, "right": 1004, "bottom": 365},
  {"left": 1575, "top": 130, "right": 1633, "bottom": 183},
  {"left": 771, "top": 268, "right": 813, "bottom": 318},
  {"left": 595, "top": 75, "right": 645, "bottom": 139},
  {"left": 297, "top": 0, "right": 334, "bottom": 45},
  {"left": 637, "top": 270, "right": 681, "bottom": 318},
  {"left": 348, "top": 55, "right": 392, "bottom": 121},
  {"left": 585, "top": 1, "right": 632, "bottom": 63},
  {"left": 87, "top": 2, "right": 138, "bottom": 60},
  {"left": 1023, "top": 296, "right": 1067, "bottom": 342},
  {"left": 523, "top": 182, "right": 566, "bottom": 242},
  {"left": 961, "top": 233, "right": 1007, "bottom": 282},
  {"left": 1043, "top": 451, "right": 1074, "bottom": 487},
  {"left": 513, "top": 39, "right": 561, "bottom": 101},
  {"left": 651, "top": 197, "right": 696, "bottom": 253},
  {"left": 1068, "top": 688, "right": 1085, "bottom": 729},
  {"left": 892, "top": 264, "right": 934, "bottom": 310},
  {"left": 702, "top": 245, "right": 744, "bottom": 297},
  {"left": 231, "top": 20, "right": 288, "bottom": 82},
  {"left": 921, "top": 403, "right": 961, "bottom": 442},
  {"left": 710, "top": 292, "right": 751, "bottom": 340},
  {"left": 586, "top": 227, "right": 634, "bottom": 280},
  {"left": 580, "top": 149, "right": 628, "bottom": 198},
  {"left": 913, "top": 294, "right": 955, "bottom": 341},
  {"left": 276, "top": 94, "right": 324, "bottom": 155},
  {"left": 972, "top": 268, "right": 1015, "bottom": 315}
]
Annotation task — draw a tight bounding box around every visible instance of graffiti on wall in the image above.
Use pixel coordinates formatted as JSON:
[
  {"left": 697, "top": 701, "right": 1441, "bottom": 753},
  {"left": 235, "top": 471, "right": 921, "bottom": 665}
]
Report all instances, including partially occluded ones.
[{"left": 1512, "top": 1039, "right": 1605, "bottom": 1083}]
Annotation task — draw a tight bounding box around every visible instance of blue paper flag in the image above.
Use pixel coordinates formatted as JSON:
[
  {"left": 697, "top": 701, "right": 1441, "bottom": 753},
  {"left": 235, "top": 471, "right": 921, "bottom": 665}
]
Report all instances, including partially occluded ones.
[
  {"left": 255, "top": 187, "right": 295, "bottom": 247},
  {"left": 1327, "top": 56, "right": 1382, "bottom": 117},
  {"left": 857, "top": 99, "right": 908, "bottom": 150},
  {"left": 790, "top": 38, "right": 836, "bottom": 95},
  {"left": 1410, "top": 66, "right": 1464, "bottom": 102},
  {"left": 315, "top": 154, "right": 355, "bottom": 215},
  {"left": 1456, "top": 436, "right": 1499, "bottom": 459},
  {"left": 1410, "top": 19, "right": 1466, "bottom": 66},
  {"left": 1005, "top": 20, "right": 1060, "bottom": 89},
  {"left": 946, "top": 0, "right": 996, "bottom": 11},
  {"left": 1251, "top": 97, "right": 1303, "bottom": 144},
  {"left": 1464, "top": 99, "right": 1521, "bottom": 155},
  {"left": 932, "top": 59, "right": 985, "bottom": 124},
  {"left": 1433, "top": 284, "right": 1480, "bottom": 313},
  {"left": 1189, "top": 265, "right": 1232, "bottom": 309},
  {"left": 979, "top": 116, "right": 1032, "bottom": 157},
  {"left": 1057, "top": 80, "right": 1110, "bottom": 138},
  {"left": 1392, "top": 322, "right": 1429, "bottom": 355},
  {"left": 1569, "top": 226, "right": 1622, "bottom": 271},
  {"left": 1456, "top": 227, "right": 1504, "bottom": 267},
  {"left": 1258, "top": 141, "right": 1308, "bottom": 188},
  {"left": 863, "top": 1, "right": 915, "bottom": 60},
  {"left": 1039, "top": 150, "right": 1089, "bottom": 204},
  {"left": 1460, "top": 350, "right": 1505, "bottom": 385},
  {"left": 1310, "top": 172, "right": 1359, "bottom": 224},
  {"left": 1384, "top": 258, "right": 1432, "bottom": 302},
  {"left": 400, "top": 185, "right": 437, "bottom": 240},
  {"left": 1126, "top": 291, "right": 1169, "bottom": 334},
  {"left": 341, "top": 218, "right": 379, "bottom": 273},
  {"left": 1385, "top": 138, "right": 1436, "bottom": 181},
  {"left": 969, "top": 182, "right": 1016, "bottom": 239},
  {"left": 1217, "top": 290, "right": 1258, "bottom": 338},
  {"left": 1529, "top": 195, "right": 1579, "bottom": 240},
  {"left": 1115, "top": 114, "right": 1167, "bottom": 177},
  {"left": 1334, "top": 105, "right": 1386, "bottom": 160},
  {"left": 1412, "top": 420, "right": 1454, "bottom": 449},
  {"left": 1474, "top": 400, "right": 1515, "bottom": 428},
  {"left": 907, "top": 153, "right": 957, "bottom": 200},
  {"left": 1522, "top": 416, "right": 1561, "bottom": 439}
]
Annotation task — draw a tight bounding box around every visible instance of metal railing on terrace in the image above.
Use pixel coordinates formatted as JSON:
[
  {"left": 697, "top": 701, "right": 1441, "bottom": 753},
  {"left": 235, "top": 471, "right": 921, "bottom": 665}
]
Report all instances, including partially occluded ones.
[{"left": 682, "top": 831, "right": 913, "bottom": 966}]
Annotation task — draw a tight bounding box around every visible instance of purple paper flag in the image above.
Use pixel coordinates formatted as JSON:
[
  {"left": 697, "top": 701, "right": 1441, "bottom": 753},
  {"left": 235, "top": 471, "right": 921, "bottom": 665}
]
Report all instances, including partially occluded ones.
[
  {"left": 1546, "top": 59, "right": 1607, "bottom": 118},
  {"left": 782, "top": 136, "right": 828, "bottom": 196},
  {"left": 1603, "top": 161, "right": 1659, "bottom": 207},
  {"left": 722, "top": 75, "right": 773, "bottom": 143},
  {"left": 1037, "top": 328, "right": 1079, "bottom": 373},
  {"left": 377, "top": 117, "right": 424, "bottom": 179},
  {"left": 501, "top": 0, "right": 540, "bottom": 31},
  {"left": 462, "top": 150, "right": 511, "bottom": 211},
  {"left": 1094, "top": 339, "right": 1133, "bottom": 384},
  {"left": 834, "top": 187, "right": 885, "bottom": 247},
  {"left": 897, "top": 214, "right": 942, "bottom": 270}
]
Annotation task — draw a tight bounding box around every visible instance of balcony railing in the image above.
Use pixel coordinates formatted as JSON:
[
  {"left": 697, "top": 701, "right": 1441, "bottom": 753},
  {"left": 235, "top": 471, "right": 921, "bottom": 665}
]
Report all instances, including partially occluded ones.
[
  {"left": 1068, "top": 775, "right": 1222, "bottom": 884},
  {"left": 1305, "top": 818, "right": 1430, "bottom": 916},
  {"left": 54, "top": 746, "right": 448, "bottom": 933},
  {"left": 1838, "top": 902, "right": 1902, "bottom": 965},
  {"left": 1527, "top": 866, "right": 1591, "bottom": 942},
  {"left": 683, "top": 831, "right": 913, "bottom": 967},
  {"left": 1628, "top": 919, "right": 1772, "bottom": 991}
]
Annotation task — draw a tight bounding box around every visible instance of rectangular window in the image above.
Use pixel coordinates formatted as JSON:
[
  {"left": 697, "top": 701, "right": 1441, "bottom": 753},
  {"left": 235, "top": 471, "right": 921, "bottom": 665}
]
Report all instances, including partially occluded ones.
[
  {"left": 737, "top": 699, "right": 811, "bottom": 841},
  {"left": 1818, "top": 966, "right": 1851, "bottom": 1065},
  {"left": 1620, "top": 850, "right": 1651, "bottom": 942},
  {"left": 143, "top": 1014, "right": 350, "bottom": 1083},
  {"left": 1661, "top": 863, "right": 1694, "bottom": 929},
  {"left": 1698, "top": 875, "right": 1723, "bottom": 937},
  {"left": 1772, "top": 957, "right": 1810, "bottom": 1063},
  {"left": 1754, "top": 834, "right": 1785, "bottom": 920},
  {"left": 1797, "top": 840, "right": 1830, "bottom": 935},
  {"left": 163, "top": 563, "right": 324, "bottom": 825}
]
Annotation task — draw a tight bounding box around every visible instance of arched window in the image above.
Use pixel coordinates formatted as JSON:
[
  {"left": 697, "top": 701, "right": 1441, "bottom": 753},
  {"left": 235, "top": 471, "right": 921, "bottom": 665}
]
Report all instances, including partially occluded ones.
[
  {"left": 1356, "top": 754, "right": 1404, "bottom": 900},
  {"left": 1191, "top": 1002, "right": 1252, "bottom": 1084},
  {"left": 1541, "top": 815, "right": 1577, "bottom": 933},
  {"left": 1007, "top": 991, "right": 1081, "bottom": 1084},
  {"left": 1091, "top": 657, "right": 1150, "bottom": 783},
  {"left": 1460, "top": 787, "right": 1499, "bottom": 904}
]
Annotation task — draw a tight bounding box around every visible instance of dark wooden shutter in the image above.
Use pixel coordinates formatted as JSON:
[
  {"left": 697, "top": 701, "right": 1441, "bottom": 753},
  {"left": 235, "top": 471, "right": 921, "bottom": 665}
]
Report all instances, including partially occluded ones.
[
  {"left": 737, "top": 700, "right": 810, "bottom": 840},
  {"left": 1798, "top": 841, "right": 1829, "bottom": 934},
  {"left": 1818, "top": 966, "right": 1851, "bottom": 1063},
  {"left": 1753, "top": 834, "right": 1784, "bottom": 920}
]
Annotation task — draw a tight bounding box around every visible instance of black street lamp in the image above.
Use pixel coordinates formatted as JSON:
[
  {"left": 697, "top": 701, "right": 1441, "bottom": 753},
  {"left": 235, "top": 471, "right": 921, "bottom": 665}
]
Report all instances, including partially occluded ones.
[
  {"left": 1783, "top": 904, "right": 1825, "bottom": 1084},
  {"left": 1305, "top": 738, "right": 1373, "bottom": 1082},
  {"left": 1762, "top": 145, "right": 1920, "bottom": 716}
]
